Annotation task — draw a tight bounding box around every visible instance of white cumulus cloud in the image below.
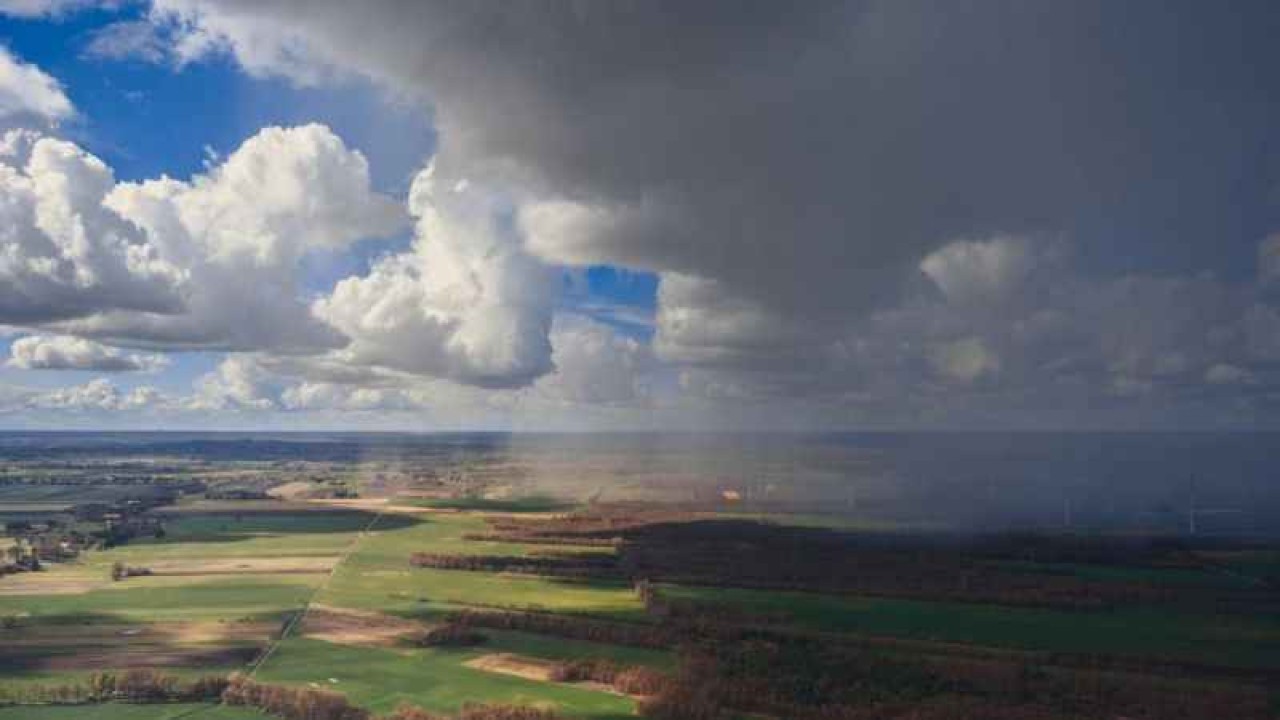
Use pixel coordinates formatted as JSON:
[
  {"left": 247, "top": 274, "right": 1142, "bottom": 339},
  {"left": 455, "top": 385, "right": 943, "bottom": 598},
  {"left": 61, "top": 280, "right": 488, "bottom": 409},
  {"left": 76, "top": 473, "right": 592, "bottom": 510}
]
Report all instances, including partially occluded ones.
[
  {"left": 8, "top": 334, "right": 168, "bottom": 371},
  {"left": 28, "top": 377, "right": 166, "bottom": 411},
  {"left": 281, "top": 381, "right": 413, "bottom": 411},
  {"left": 188, "top": 355, "right": 280, "bottom": 410},
  {"left": 52, "top": 124, "right": 405, "bottom": 353},
  {"left": 0, "top": 45, "right": 73, "bottom": 123},
  {"left": 0, "top": 130, "right": 186, "bottom": 324},
  {"left": 534, "top": 316, "right": 651, "bottom": 405},
  {"left": 315, "top": 164, "right": 555, "bottom": 388},
  {"left": 920, "top": 236, "right": 1041, "bottom": 305}
]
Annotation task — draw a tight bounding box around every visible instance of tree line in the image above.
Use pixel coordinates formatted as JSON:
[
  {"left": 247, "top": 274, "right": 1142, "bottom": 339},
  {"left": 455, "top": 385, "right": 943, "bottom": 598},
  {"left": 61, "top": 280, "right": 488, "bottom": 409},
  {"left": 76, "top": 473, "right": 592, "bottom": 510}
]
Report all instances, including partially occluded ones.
[
  {"left": 0, "top": 670, "right": 227, "bottom": 705},
  {"left": 446, "top": 511, "right": 1277, "bottom": 612},
  {"left": 0, "top": 672, "right": 572, "bottom": 720},
  {"left": 408, "top": 551, "right": 623, "bottom": 580},
  {"left": 547, "top": 658, "right": 670, "bottom": 696}
]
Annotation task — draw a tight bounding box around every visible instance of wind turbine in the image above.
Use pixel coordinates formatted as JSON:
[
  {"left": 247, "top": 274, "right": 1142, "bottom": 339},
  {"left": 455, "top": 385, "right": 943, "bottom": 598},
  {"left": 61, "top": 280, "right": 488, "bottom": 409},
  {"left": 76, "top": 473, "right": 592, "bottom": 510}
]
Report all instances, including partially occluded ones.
[{"left": 1187, "top": 476, "right": 1197, "bottom": 536}]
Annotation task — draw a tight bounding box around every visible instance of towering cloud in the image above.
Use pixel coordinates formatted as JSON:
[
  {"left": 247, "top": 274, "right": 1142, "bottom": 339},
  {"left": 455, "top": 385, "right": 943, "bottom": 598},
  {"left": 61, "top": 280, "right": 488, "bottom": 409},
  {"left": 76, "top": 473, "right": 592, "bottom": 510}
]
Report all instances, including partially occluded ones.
[
  {"left": 136, "top": 4, "right": 1280, "bottom": 292},
  {"left": 57, "top": 123, "right": 406, "bottom": 353},
  {"left": 0, "top": 131, "right": 185, "bottom": 324},
  {"left": 131, "top": 4, "right": 1280, "bottom": 381},
  {"left": 535, "top": 316, "right": 651, "bottom": 406},
  {"left": 315, "top": 165, "right": 555, "bottom": 388}
]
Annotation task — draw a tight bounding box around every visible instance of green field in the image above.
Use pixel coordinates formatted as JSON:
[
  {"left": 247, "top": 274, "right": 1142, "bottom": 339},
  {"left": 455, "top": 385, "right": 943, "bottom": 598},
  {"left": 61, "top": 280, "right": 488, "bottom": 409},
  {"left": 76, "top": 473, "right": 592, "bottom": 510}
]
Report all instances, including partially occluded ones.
[
  {"left": 121, "top": 510, "right": 394, "bottom": 559},
  {"left": 249, "top": 512, "right": 650, "bottom": 718},
  {"left": 660, "top": 584, "right": 1280, "bottom": 670},
  {"left": 0, "top": 576, "right": 315, "bottom": 622},
  {"left": 2, "top": 502, "right": 649, "bottom": 719},
  {"left": 257, "top": 638, "right": 635, "bottom": 719},
  {"left": 0, "top": 510, "right": 382, "bottom": 624},
  {"left": 4, "top": 489, "right": 1276, "bottom": 719},
  {"left": 320, "top": 511, "right": 1280, "bottom": 672},
  {"left": 148, "top": 511, "right": 393, "bottom": 539},
  {"left": 313, "top": 513, "right": 643, "bottom": 619},
  {"left": 991, "top": 559, "right": 1262, "bottom": 589},
  {"left": 478, "top": 629, "right": 673, "bottom": 669}
]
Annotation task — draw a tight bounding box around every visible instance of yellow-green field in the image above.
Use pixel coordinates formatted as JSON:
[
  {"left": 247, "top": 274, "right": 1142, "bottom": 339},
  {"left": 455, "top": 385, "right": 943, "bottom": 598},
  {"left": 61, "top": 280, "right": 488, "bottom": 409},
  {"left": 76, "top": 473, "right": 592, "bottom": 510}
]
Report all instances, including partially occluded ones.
[
  {"left": 256, "top": 638, "right": 636, "bottom": 718},
  {"left": 315, "top": 512, "right": 642, "bottom": 619},
  {"left": 0, "top": 504, "right": 652, "bottom": 719},
  {"left": 5, "top": 498, "right": 1277, "bottom": 719}
]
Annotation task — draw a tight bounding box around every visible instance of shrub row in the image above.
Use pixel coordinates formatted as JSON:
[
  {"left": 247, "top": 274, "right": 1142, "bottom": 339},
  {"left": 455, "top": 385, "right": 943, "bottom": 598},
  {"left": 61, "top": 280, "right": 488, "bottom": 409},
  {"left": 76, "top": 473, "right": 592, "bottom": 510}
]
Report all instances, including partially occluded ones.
[
  {"left": 461, "top": 533, "right": 620, "bottom": 548},
  {"left": 0, "top": 670, "right": 227, "bottom": 706},
  {"left": 449, "top": 609, "right": 676, "bottom": 649},
  {"left": 548, "top": 659, "right": 671, "bottom": 696},
  {"left": 418, "top": 623, "right": 488, "bottom": 647},
  {"left": 409, "top": 552, "right": 622, "bottom": 579},
  {"left": 223, "top": 675, "right": 365, "bottom": 720}
]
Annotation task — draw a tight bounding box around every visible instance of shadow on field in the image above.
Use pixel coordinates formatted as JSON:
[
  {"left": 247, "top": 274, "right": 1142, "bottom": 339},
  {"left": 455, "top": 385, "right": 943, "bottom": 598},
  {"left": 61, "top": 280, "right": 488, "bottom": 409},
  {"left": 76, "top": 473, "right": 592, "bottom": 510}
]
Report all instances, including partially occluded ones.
[
  {"left": 136, "top": 509, "right": 420, "bottom": 545},
  {"left": 4, "top": 610, "right": 128, "bottom": 627},
  {"left": 0, "top": 610, "right": 269, "bottom": 673}
]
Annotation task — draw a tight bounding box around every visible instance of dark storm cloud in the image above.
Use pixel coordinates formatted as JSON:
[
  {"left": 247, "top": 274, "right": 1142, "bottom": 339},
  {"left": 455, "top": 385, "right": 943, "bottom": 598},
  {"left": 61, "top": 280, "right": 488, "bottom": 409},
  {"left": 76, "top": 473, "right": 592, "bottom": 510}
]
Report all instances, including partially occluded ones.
[
  {"left": 21, "top": 0, "right": 1280, "bottom": 425},
  {"left": 152, "top": 0, "right": 1280, "bottom": 310}
]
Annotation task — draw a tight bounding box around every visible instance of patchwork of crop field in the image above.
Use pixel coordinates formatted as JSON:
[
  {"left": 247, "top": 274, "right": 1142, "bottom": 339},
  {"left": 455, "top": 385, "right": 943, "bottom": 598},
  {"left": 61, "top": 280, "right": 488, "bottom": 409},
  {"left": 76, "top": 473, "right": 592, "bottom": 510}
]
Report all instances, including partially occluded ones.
[
  {"left": 0, "top": 507, "right": 366, "bottom": 678},
  {"left": 255, "top": 638, "right": 637, "bottom": 718},
  {"left": 0, "top": 500, "right": 663, "bottom": 718},
  {"left": 3, "top": 488, "right": 1279, "bottom": 719},
  {"left": 313, "top": 512, "right": 644, "bottom": 620}
]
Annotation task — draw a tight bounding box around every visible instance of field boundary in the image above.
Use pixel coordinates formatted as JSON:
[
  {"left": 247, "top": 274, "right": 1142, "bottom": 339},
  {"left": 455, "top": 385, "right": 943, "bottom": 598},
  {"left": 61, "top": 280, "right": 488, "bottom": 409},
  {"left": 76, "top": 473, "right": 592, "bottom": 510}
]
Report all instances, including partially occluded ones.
[{"left": 244, "top": 507, "right": 385, "bottom": 677}]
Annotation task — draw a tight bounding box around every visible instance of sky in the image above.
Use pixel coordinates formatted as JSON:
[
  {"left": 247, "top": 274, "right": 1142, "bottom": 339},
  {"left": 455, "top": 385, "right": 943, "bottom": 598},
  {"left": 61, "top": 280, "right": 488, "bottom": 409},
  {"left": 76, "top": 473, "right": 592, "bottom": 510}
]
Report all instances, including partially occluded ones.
[{"left": 0, "top": 0, "right": 1279, "bottom": 431}]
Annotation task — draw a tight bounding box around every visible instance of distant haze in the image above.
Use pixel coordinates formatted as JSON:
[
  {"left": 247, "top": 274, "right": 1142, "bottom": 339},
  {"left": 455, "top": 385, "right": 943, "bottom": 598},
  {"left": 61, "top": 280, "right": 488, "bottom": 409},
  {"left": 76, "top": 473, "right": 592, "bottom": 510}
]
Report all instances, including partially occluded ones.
[{"left": 2, "top": 431, "right": 1275, "bottom": 536}]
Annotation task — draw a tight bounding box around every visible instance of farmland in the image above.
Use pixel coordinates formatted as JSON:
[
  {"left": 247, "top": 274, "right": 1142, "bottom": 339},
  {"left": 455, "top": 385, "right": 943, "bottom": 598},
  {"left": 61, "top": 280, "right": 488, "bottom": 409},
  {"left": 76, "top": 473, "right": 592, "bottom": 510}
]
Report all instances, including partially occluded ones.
[
  {"left": 2, "top": 434, "right": 1278, "bottom": 719},
  {"left": 658, "top": 583, "right": 1280, "bottom": 669},
  {"left": 255, "top": 638, "right": 637, "bottom": 718}
]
